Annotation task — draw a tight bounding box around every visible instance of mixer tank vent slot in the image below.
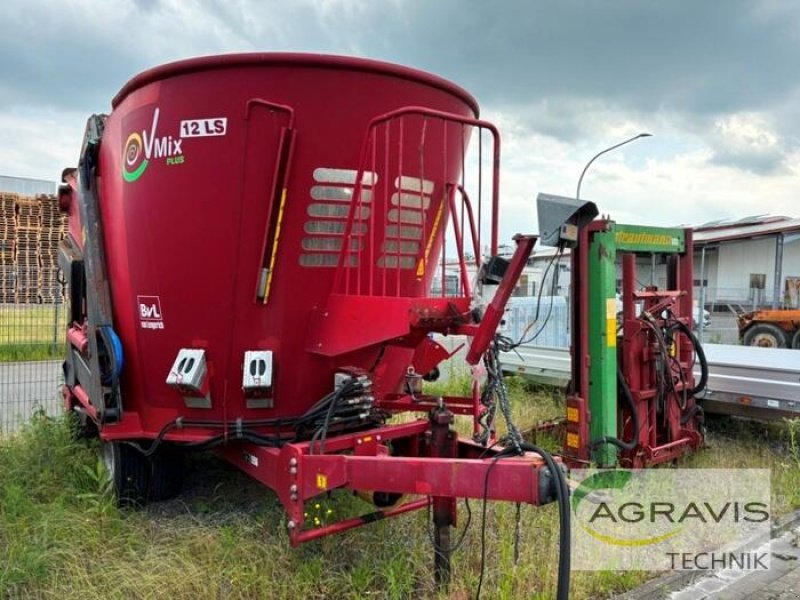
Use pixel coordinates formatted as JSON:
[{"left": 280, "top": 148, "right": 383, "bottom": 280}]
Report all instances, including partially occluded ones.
[{"left": 301, "top": 167, "right": 377, "bottom": 269}]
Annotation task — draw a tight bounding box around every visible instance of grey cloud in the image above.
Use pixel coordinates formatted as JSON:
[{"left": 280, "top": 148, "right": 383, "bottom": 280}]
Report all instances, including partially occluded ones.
[
  {"left": 706, "top": 117, "right": 790, "bottom": 175},
  {"left": 132, "top": 0, "right": 160, "bottom": 11},
  {"left": 709, "top": 145, "right": 787, "bottom": 175},
  {"left": 2, "top": 0, "right": 800, "bottom": 178},
  {"left": 0, "top": 2, "right": 274, "bottom": 113},
  {"left": 3, "top": 1, "right": 799, "bottom": 122},
  {"left": 320, "top": 0, "right": 800, "bottom": 172},
  {"left": 362, "top": 1, "right": 800, "bottom": 117}
]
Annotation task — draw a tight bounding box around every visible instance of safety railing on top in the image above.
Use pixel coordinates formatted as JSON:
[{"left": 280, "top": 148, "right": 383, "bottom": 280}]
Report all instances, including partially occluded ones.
[{"left": 331, "top": 107, "right": 501, "bottom": 299}]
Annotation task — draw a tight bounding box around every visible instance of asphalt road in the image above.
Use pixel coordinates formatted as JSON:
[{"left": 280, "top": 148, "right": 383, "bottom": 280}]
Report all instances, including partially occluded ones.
[
  {"left": 699, "top": 314, "right": 740, "bottom": 345},
  {"left": 0, "top": 360, "right": 62, "bottom": 434},
  {"left": 619, "top": 512, "right": 800, "bottom": 600}
]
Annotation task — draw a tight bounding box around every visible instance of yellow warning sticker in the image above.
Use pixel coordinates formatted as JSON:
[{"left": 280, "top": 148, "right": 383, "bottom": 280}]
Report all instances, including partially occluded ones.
[
  {"left": 607, "top": 318, "right": 617, "bottom": 347},
  {"left": 566, "top": 432, "right": 580, "bottom": 449},
  {"left": 416, "top": 201, "right": 445, "bottom": 277},
  {"left": 316, "top": 474, "right": 328, "bottom": 490},
  {"left": 567, "top": 407, "right": 579, "bottom": 422}
]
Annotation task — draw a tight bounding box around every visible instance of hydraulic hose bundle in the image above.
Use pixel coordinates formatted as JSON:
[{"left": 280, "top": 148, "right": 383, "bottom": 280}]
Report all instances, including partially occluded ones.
[
  {"left": 301, "top": 375, "right": 377, "bottom": 453},
  {"left": 643, "top": 310, "right": 708, "bottom": 423},
  {"left": 590, "top": 369, "right": 640, "bottom": 452},
  {"left": 592, "top": 309, "right": 709, "bottom": 454},
  {"left": 128, "top": 375, "right": 383, "bottom": 457}
]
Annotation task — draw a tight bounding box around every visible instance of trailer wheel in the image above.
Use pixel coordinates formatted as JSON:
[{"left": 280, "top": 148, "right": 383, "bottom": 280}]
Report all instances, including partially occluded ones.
[
  {"left": 792, "top": 329, "right": 800, "bottom": 350},
  {"left": 743, "top": 323, "right": 789, "bottom": 348},
  {"left": 149, "top": 444, "right": 184, "bottom": 502},
  {"left": 102, "top": 441, "right": 150, "bottom": 507}
]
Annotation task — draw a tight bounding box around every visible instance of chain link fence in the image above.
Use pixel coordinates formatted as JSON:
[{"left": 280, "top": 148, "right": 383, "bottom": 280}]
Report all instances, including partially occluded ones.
[
  {"left": 0, "top": 302, "right": 67, "bottom": 434},
  {"left": 0, "top": 191, "right": 68, "bottom": 435}
]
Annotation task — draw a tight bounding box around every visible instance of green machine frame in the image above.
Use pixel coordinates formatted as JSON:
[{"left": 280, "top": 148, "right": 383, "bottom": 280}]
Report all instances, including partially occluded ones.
[{"left": 565, "top": 219, "right": 702, "bottom": 467}]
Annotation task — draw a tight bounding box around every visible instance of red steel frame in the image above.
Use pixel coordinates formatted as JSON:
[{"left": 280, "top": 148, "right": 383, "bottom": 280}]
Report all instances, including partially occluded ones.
[
  {"left": 619, "top": 246, "right": 703, "bottom": 467},
  {"left": 215, "top": 418, "right": 550, "bottom": 545}
]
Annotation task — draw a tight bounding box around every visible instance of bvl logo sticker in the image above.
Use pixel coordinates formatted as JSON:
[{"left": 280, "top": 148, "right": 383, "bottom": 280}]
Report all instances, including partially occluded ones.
[{"left": 137, "top": 295, "right": 165, "bottom": 330}]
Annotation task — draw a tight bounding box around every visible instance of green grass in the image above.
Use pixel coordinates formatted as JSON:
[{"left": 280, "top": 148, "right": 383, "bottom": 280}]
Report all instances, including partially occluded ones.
[
  {"left": 0, "top": 305, "right": 68, "bottom": 362},
  {"left": 0, "top": 342, "right": 64, "bottom": 362},
  {"left": 2, "top": 379, "right": 799, "bottom": 599}
]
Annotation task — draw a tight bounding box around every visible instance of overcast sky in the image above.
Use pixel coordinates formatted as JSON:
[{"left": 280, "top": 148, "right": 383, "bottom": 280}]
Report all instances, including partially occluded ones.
[{"left": 1, "top": 0, "right": 798, "bottom": 237}]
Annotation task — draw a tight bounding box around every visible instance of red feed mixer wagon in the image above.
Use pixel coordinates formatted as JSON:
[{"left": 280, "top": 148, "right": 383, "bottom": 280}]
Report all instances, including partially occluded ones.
[{"left": 57, "top": 54, "right": 570, "bottom": 587}]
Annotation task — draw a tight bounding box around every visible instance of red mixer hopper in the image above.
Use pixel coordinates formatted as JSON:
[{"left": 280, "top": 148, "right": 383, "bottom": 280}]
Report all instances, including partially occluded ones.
[
  {"left": 59, "top": 54, "right": 567, "bottom": 586},
  {"left": 81, "top": 54, "right": 480, "bottom": 428}
]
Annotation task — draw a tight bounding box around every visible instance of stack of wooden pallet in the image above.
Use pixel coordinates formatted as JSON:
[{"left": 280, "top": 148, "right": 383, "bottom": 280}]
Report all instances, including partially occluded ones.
[
  {"left": 0, "top": 193, "right": 15, "bottom": 304},
  {"left": 39, "top": 194, "right": 66, "bottom": 303},
  {"left": 15, "top": 197, "right": 42, "bottom": 303}
]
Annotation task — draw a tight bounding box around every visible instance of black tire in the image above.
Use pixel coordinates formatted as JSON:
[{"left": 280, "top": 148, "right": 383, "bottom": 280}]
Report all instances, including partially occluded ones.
[
  {"left": 149, "top": 444, "right": 184, "bottom": 502},
  {"left": 792, "top": 329, "right": 800, "bottom": 350},
  {"left": 742, "top": 323, "right": 789, "bottom": 348},
  {"left": 102, "top": 441, "right": 150, "bottom": 507}
]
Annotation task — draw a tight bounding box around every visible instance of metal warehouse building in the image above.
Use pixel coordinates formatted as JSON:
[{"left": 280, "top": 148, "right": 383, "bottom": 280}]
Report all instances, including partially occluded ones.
[
  {"left": 0, "top": 175, "right": 55, "bottom": 196},
  {"left": 694, "top": 215, "right": 800, "bottom": 311}
]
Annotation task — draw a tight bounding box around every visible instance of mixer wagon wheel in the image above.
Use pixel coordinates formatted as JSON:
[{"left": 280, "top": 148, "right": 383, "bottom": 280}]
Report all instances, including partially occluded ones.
[
  {"left": 102, "top": 441, "right": 150, "bottom": 507},
  {"left": 149, "top": 444, "right": 184, "bottom": 502}
]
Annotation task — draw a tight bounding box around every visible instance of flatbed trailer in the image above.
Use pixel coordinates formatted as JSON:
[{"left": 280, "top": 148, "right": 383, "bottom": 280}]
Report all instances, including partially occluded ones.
[
  {"left": 501, "top": 343, "right": 800, "bottom": 421},
  {"left": 696, "top": 344, "right": 800, "bottom": 420}
]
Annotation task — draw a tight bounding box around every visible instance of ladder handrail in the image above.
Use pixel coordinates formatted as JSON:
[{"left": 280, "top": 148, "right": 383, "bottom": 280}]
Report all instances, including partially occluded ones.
[
  {"left": 332, "top": 105, "right": 501, "bottom": 298},
  {"left": 364, "top": 106, "right": 501, "bottom": 256}
]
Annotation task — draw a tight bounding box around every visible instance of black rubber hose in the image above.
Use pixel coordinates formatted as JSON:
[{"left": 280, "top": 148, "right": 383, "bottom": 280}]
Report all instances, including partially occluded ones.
[
  {"left": 680, "top": 403, "right": 705, "bottom": 426},
  {"left": 518, "top": 442, "right": 570, "bottom": 600},
  {"left": 670, "top": 319, "right": 708, "bottom": 396},
  {"left": 475, "top": 442, "right": 570, "bottom": 600},
  {"left": 179, "top": 434, "right": 227, "bottom": 451},
  {"left": 590, "top": 369, "right": 640, "bottom": 452}
]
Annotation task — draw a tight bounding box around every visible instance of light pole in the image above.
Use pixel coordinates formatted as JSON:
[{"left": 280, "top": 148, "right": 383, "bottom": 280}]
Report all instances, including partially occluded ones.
[{"left": 576, "top": 133, "right": 652, "bottom": 199}]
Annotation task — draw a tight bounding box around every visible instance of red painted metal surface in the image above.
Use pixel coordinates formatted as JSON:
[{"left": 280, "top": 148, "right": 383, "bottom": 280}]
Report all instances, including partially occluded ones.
[
  {"left": 71, "top": 385, "right": 99, "bottom": 421},
  {"left": 379, "top": 394, "right": 475, "bottom": 415},
  {"left": 618, "top": 241, "right": 703, "bottom": 468},
  {"left": 67, "top": 325, "right": 88, "bottom": 354},
  {"left": 292, "top": 498, "right": 431, "bottom": 544},
  {"left": 62, "top": 54, "right": 553, "bottom": 546},
  {"left": 465, "top": 235, "right": 536, "bottom": 364},
  {"left": 90, "top": 54, "right": 486, "bottom": 438},
  {"left": 215, "top": 418, "right": 551, "bottom": 546}
]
